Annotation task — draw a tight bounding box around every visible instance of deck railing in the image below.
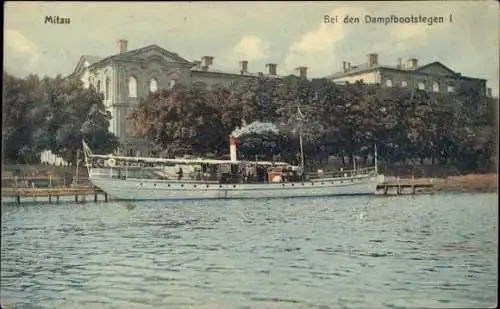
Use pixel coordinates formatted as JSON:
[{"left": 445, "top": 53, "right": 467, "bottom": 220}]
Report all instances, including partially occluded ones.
[{"left": 310, "top": 166, "right": 377, "bottom": 179}]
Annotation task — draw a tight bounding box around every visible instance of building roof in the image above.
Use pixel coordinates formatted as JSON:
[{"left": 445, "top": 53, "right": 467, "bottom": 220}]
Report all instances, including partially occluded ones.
[
  {"left": 326, "top": 61, "right": 486, "bottom": 81},
  {"left": 82, "top": 55, "right": 103, "bottom": 65}
]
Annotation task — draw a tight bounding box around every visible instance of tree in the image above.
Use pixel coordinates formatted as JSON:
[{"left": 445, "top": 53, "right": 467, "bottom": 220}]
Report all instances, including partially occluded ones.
[{"left": 2, "top": 72, "right": 119, "bottom": 165}]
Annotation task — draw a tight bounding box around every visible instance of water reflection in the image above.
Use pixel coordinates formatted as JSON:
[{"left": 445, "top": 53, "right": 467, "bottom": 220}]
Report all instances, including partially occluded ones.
[{"left": 1, "top": 193, "right": 498, "bottom": 308}]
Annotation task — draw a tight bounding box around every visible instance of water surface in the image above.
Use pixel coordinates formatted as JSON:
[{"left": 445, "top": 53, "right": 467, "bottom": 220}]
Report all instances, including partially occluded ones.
[{"left": 1, "top": 193, "right": 498, "bottom": 308}]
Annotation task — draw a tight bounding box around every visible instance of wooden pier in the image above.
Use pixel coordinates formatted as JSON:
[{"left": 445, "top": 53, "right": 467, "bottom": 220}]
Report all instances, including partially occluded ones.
[
  {"left": 376, "top": 177, "right": 436, "bottom": 196},
  {"left": 1, "top": 187, "right": 109, "bottom": 204}
]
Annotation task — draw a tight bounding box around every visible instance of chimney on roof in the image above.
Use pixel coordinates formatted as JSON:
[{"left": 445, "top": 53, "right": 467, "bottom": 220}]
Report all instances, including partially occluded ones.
[
  {"left": 265, "top": 63, "right": 277, "bottom": 76},
  {"left": 487, "top": 88, "right": 492, "bottom": 97},
  {"left": 295, "top": 66, "right": 308, "bottom": 78},
  {"left": 342, "top": 61, "right": 347, "bottom": 72},
  {"left": 406, "top": 58, "right": 418, "bottom": 69},
  {"left": 367, "top": 53, "right": 378, "bottom": 67},
  {"left": 397, "top": 58, "right": 402, "bottom": 69},
  {"left": 117, "top": 39, "right": 128, "bottom": 54},
  {"left": 240, "top": 60, "right": 248, "bottom": 74},
  {"left": 201, "top": 56, "right": 214, "bottom": 67},
  {"left": 347, "top": 62, "right": 351, "bottom": 70},
  {"left": 193, "top": 60, "right": 202, "bottom": 69}
]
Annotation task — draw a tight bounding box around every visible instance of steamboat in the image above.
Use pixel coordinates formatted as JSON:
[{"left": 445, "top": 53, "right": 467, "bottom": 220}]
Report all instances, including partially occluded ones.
[{"left": 82, "top": 136, "right": 384, "bottom": 201}]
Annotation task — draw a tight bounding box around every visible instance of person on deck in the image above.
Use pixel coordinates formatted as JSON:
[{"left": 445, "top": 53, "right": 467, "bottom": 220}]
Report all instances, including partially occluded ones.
[{"left": 177, "top": 167, "right": 183, "bottom": 180}]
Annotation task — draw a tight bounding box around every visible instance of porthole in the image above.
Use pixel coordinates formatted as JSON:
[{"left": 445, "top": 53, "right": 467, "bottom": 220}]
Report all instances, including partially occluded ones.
[
  {"left": 302, "top": 183, "right": 305, "bottom": 186},
  {"left": 321, "top": 182, "right": 324, "bottom": 185},
  {"left": 219, "top": 185, "right": 223, "bottom": 188},
  {"left": 181, "top": 184, "right": 184, "bottom": 188},
  {"left": 282, "top": 184, "right": 285, "bottom": 187},
  {"left": 233, "top": 185, "right": 236, "bottom": 188},
  {"left": 331, "top": 182, "right": 334, "bottom": 184},
  {"left": 154, "top": 183, "right": 157, "bottom": 187},
  {"left": 311, "top": 183, "right": 314, "bottom": 186},
  {"left": 140, "top": 183, "right": 143, "bottom": 186},
  {"left": 292, "top": 183, "right": 294, "bottom": 186},
  {"left": 206, "top": 185, "right": 209, "bottom": 188},
  {"left": 194, "top": 185, "right": 197, "bottom": 188},
  {"left": 167, "top": 184, "right": 170, "bottom": 187}
]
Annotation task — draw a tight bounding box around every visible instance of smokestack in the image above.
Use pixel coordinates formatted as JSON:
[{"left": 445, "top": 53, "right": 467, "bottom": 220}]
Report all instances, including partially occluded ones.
[
  {"left": 343, "top": 61, "right": 347, "bottom": 72},
  {"left": 117, "top": 39, "right": 128, "bottom": 54},
  {"left": 229, "top": 135, "right": 237, "bottom": 162},
  {"left": 397, "top": 58, "right": 402, "bottom": 69}
]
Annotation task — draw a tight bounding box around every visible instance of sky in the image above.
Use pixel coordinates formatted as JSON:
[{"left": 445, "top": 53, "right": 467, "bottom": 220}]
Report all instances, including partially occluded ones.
[{"left": 4, "top": 1, "right": 499, "bottom": 95}]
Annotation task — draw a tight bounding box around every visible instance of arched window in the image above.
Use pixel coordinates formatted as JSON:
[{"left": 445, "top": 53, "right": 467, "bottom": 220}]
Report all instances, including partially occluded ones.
[
  {"left": 401, "top": 80, "right": 408, "bottom": 87},
  {"left": 385, "top": 79, "right": 392, "bottom": 87},
  {"left": 433, "top": 81, "right": 440, "bottom": 92},
  {"left": 105, "top": 77, "right": 111, "bottom": 100},
  {"left": 128, "top": 76, "right": 137, "bottom": 98},
  {"left": 96, "top": 80, "right": 101, "bottom": 93},
  {"left": 150, "top": 78, "right": 159, "bottom": 93},
  {"left": 418, "top": 81, "right": 425, "bottom": 90}
]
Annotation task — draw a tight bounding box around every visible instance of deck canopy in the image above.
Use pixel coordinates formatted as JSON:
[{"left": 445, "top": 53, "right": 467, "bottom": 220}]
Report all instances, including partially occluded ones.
[{"left": 90, "top": 154, "right": 291, "bottom": 167}]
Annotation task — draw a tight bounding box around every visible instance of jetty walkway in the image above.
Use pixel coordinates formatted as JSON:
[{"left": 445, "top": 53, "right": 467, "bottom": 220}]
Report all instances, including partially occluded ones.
[{"left": 1, "top": 175, "right": 436, "bottom": 204}]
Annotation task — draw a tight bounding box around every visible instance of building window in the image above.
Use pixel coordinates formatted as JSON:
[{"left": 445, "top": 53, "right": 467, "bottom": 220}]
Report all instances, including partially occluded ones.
[
  {"left": 433, "top": 81, "right": 440, "bottom": 92},
  {"left": 418, "top": 82, "right": 425, "bottom": 90},
  {"left": 447, "top": 85, "right": 455, "bottom": 93},
  {"left": 401, "top": 81, "right": 408, "bottom": 87},
  {"left": 150, "top": 78, "right": 159, "bottom": 93},
  {"left": 105, "top": 77, "right": 111, "bottom": 100},
  {"left": 96, "top": 80, "right": 101, "bottom": 93},
  {"left": 129, "top": 76, "right": 137, "bottom": 98},
  {"left": 385, "top": 79, "right": 393, "bottom": 87},
  {"left": 169, "top": 79, "right": 176, "bottom": 89}
]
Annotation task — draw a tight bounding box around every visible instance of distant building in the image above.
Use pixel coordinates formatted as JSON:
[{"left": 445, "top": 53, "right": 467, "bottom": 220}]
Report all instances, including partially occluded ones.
[
  {"left": 70, "top": 39, "right": 309, "bottom": 155},
  {"left": 327, "top": 53, "right": 490, "bottom": 97},
  {"left": 40, "top": 150, "right": 69, "bottom": 166}
]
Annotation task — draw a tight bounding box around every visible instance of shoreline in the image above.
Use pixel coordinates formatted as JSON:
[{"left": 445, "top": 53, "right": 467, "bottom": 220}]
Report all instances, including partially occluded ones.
[{"left": 2, "top": 164, "right": 498, "bottom": 195}]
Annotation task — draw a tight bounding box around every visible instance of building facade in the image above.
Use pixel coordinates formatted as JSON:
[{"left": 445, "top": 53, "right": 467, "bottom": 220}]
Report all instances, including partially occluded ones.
[
  {"left": 71, "top": 41, "right": 491, "bottom": 155},
  {"left": 71, "top": 39, "right": 309, "bottom": 155},
  {"left": 328, "top": 53, "right": 491, "bottom": 97}
]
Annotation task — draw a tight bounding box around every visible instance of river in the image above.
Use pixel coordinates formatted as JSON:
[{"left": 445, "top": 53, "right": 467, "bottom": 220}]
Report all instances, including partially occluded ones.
[{"left": 1, "top": 193, "right": 497, "bottom": 309}]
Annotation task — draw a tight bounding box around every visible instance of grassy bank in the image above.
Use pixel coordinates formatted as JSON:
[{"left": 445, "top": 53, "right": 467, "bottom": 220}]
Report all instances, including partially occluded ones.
[{"left": 434, "top": 173, "right": 498, "bottom": 193}]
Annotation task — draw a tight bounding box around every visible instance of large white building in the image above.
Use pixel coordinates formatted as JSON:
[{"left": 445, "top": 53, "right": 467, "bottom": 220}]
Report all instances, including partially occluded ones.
[
  {"left": 328, "top": 53, "right": 491, "bottom": 97},
  {"left": 70, "top": 39, "right": 309, "bottom": 155},
  {"left": 70, "top": 40, "right": 491, "bottom": 155}
]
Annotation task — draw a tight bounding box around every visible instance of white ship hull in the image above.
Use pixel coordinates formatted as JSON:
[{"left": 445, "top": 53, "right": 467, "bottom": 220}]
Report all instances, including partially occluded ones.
[{"left": 89, "top": 172, "right": 382, "bottom": 201}]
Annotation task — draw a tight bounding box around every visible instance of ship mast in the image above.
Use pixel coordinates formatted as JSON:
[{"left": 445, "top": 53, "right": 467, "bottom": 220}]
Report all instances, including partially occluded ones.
[{"left": 297, "top": 104, "right": 305, "bottom": 172}]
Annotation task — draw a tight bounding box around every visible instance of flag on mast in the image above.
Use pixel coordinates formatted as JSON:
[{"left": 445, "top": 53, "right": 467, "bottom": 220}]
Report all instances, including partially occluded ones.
[
  {"left": 82, "top": 139, "right": 92, "bottom": 165},
  {"left": 296, "top": 104, "right": 305, "bottom": 121}
]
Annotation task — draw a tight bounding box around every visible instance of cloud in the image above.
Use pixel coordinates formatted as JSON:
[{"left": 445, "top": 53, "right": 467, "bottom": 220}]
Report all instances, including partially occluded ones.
[
  {"left": 232, "top": 35, "right": 270, "bottom": 61},
  {"left": 283, "top": 6, "right": 367, "bottom": 76},
  {"left": 4, "top": 29, "right": 42, "bottom": 74},
  {"left": 5, "top": 29, "right": 38, "bottom": 54}
]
